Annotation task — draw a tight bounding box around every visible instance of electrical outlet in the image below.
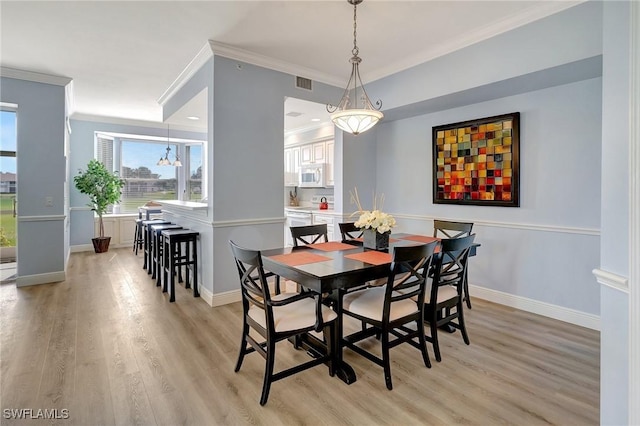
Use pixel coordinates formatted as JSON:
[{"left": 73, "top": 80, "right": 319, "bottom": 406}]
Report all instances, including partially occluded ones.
[{"left": 45, "top": 197, "right": 53, "bottom": 207}]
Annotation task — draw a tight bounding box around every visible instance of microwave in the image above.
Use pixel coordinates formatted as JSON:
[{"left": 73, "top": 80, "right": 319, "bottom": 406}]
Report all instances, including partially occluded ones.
[{"left": 299, "top": 163, "right": 326, "bottom": 188}]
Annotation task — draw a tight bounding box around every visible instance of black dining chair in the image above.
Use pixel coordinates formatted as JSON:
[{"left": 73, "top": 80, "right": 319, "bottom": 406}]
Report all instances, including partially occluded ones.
[
  {"left": 338, "top": 222, "right": 363, "bottom": 246},
  {"left": 423, "top": 234, "right": 475, "bottom": 362},
  {"left": 341, "top": 241, "right": 438, "bottom": 390},
  {"left": 290, "top": 223, "right": 328, "bottom": 247},
  {"left": 229, "top": 240, "right": 338, "bottom": 406},
  {"left": 432, "top": 219, "right": 474, "bottom": 308}
]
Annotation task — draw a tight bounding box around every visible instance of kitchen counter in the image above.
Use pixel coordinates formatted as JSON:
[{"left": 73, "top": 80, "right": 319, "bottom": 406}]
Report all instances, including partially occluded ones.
[
  {"left": 285, "top": 206, "right": 335, "bottom": 213},
  {"left": 156, "top": 200, "right": 208, "bottom": 210}
]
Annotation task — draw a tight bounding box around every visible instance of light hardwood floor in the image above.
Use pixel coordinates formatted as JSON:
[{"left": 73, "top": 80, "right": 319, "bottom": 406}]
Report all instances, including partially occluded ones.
[{"left": 1, "top": 248, "right": 599, "bottom": 425}]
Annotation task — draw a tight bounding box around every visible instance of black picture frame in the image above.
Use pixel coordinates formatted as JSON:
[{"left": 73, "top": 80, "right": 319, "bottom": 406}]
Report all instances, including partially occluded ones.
[{"left": 432, "top": 112, "right": 520, "bottom": 207}]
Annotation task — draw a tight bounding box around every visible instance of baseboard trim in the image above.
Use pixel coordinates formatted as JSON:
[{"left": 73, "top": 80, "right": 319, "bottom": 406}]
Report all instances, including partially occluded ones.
[
  {"left": 470, "top": 284, "right": 600, "bottom": 330},
  {"left": 17, "top": 270, "right": 66, "bottom": 287},
  {"left": 211, "top": 289, "right": 242, "bottom": 307},
  {"left": 70, "top": 243, "right": 133, "bottom": 253}
]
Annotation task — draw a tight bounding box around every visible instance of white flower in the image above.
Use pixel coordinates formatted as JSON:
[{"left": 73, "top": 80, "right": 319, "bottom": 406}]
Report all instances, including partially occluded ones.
[
  {"left": 350, "top": 187, "right": 396, "bottom": 234},
  {"left": 355, "top": 209, "right": 396, "bottom": 234}
]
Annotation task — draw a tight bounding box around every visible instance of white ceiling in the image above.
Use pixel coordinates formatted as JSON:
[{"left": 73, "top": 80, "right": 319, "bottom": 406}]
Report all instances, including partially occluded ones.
[{"left": 0, "top": 1, "right": 581, "bottom": 131}]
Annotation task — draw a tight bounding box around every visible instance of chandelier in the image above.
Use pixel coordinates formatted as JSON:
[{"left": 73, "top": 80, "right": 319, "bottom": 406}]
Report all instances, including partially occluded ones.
[
  {"left": 157, "top": 125, "right": 182, "bottom": 167},
  {"left": 327, "top": 0, "right": 383, "bottom": 136}
]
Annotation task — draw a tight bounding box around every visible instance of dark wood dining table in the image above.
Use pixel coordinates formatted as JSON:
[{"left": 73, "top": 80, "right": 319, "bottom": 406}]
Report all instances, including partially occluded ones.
[{"left": 261, "top": 233, "right": 475, "bottom": 385}]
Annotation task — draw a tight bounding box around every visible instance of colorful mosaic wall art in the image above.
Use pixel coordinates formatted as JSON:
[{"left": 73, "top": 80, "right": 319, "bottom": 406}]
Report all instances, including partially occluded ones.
[{"left": 432, "top": 112, "right": 520, "bottom": 207}]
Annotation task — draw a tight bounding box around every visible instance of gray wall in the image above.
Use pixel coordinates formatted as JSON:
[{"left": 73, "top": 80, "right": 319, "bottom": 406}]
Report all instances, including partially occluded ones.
[
  {"left": 375, "top": 78, "right": 602, "bottom": 315},
  {"left": 599, "top": 1, "right": 631, "bottom": 423},
  {"left": 0, "top": 77, "right": 67, "bottom": 282},
  {"left": 210, "top": 55, "right": 344, "bottom": 294}
]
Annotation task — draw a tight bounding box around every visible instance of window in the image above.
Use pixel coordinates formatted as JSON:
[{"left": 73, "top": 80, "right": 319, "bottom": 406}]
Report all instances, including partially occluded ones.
[
  {"left": 186, "top": 145, "right": 202, "bottom": 201},
  {"left": 0, "top": 109, "right": 17, "bottom": 250},
  {"left": 95, "top": 132, "right": 205, "bottom": 214}
]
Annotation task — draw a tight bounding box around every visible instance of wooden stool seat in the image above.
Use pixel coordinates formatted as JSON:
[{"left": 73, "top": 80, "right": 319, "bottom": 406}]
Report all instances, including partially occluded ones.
[{"left": 161, "top": 229, "right": 199, "bottom": 303}]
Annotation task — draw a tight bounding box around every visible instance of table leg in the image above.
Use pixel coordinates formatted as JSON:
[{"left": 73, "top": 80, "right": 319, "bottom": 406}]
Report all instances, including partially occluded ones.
[{"left": 330, "top": 289, "right": 357, "bottom": 384}]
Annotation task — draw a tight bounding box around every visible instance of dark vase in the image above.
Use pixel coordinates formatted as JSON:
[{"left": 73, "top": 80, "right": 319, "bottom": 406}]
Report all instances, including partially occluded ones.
[{"left": 363, "top": 228, "right": 390, "bottom": 251}]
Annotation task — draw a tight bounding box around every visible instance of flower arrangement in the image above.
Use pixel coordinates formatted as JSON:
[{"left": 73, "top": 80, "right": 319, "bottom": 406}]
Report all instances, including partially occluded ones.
[{"left": 350, "top": 188, "right": 396, "bottom": 234}]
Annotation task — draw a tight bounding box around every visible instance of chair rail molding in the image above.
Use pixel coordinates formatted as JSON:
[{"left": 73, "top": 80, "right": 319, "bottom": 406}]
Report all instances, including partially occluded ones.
[
  {"left": 592, "top": 268, "right": 629, "bottom": 293},
  {"left": 392, "top": 213, "right": 599, "bottom": 236},
  {"left": 212, "top": 216, "right": 285, "bottom": 228},
  {"left": 18, "top": 215, "right": 66, "bottom": 222}
]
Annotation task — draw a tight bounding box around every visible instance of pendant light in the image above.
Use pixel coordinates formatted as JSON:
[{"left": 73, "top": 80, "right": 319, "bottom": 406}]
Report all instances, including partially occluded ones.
[
  {"left": 327, "top": 0, "right": 383, "bottom": 135},
  {"left": 156, "top": 125, "right": 182, "bottom": 167}
]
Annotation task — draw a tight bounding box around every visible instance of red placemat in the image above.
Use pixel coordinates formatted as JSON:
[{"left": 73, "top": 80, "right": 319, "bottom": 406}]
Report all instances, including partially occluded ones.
[
  {"left": 344, "top": 251, "right": 393, "bottom": 266},
  {"left": 268, "top": 251, "right": 332, "bottom": 266},
  {"left": 307, "top": 242, "right": 358, "bottom": 251},
  {"left": 398, "top": 235, "right": 440, "bottom": 244}
]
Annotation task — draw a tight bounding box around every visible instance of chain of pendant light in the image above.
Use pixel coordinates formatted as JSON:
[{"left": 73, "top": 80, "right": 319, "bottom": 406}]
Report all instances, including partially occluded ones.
[{"left": 351, "top": 1, "right": 359, "bottom": 58}]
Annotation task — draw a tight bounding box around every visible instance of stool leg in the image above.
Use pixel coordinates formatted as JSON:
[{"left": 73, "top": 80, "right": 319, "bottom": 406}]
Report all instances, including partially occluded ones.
[
  {"left": 184, "top": 242, "right": 191, "bottom": 289},
  {"left": 169, "top": 241, "right": 176, "bottom": 302},
  {"left": 162, "top": 238, "right": 169, "bottom": 293},
  {"left": 192, "top": 238, "right": 199, "bottom": 298},
  {"left": 156, "top": 233, "right": 163, "bottom": 287}
]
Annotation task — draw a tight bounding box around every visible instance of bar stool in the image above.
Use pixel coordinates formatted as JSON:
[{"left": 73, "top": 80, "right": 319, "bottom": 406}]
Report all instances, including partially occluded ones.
[
  {"left": 161, "top": 229, "right": 199, "bottom": 303},
  {"left": 150, "top": 223, "right": 183, "bottom": 285},
  {"left": 142, "top": 219, "right": 170, "bottom": 271},
  {"left": 132, "top": 218, "right": 145, "bottom": 255}
]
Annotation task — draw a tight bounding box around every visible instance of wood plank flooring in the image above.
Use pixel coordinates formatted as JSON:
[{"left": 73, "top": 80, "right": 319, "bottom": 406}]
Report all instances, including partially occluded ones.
[{"left": 0, "top": 248, "right": 600, "bottom": 425}]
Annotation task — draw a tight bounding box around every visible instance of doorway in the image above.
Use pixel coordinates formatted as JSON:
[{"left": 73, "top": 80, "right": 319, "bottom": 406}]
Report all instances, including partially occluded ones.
[{"left": 0, "top": 108, "right": 17, "bottom": 282}]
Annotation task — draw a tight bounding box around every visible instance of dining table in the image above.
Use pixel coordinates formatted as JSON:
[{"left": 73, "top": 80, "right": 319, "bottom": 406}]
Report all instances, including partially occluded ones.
[{"left": 262, "top": 232, "right": 478, "bottom": 385}]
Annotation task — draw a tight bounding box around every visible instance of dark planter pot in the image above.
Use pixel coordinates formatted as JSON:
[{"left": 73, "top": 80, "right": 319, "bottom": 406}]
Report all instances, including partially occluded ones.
[
  {"left": 363, "top": 229, "right": 390, "bottom": 251},
  {"left": 92, "top": 237, "right": 111, "bottom": 253}
]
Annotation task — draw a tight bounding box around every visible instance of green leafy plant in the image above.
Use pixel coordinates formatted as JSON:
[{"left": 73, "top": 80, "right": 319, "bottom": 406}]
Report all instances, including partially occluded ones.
[{"left": 74, "top": 159, "right": 125, "bottom": 238}]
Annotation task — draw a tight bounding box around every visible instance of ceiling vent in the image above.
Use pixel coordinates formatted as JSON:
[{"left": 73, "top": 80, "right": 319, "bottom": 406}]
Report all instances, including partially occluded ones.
[{"left": 295, "top": 76, "right": 313, "bottom": 91}]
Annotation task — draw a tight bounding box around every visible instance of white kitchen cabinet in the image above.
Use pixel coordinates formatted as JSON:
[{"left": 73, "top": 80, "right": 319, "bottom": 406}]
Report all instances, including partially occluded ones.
[
  {"left": 312, "top": 213, "right": 336, "bottom": 241},
  {"left": 325, "top": 140, "right": 334, "bottom": 187},
  {"left": 284, "top": 146, "right": 300, "bottom": 186},
  {"left": 300, "top": 141, "right": 326, "bottom": 165}
]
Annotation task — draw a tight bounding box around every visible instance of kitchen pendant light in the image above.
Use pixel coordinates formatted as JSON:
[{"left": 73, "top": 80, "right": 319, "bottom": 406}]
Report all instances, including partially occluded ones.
[
  {"left": 327, "top": 0, "right": 383, "bottom": 136},
  {"left": 156, "top": 125, "right": 182, "bottom": 167}
]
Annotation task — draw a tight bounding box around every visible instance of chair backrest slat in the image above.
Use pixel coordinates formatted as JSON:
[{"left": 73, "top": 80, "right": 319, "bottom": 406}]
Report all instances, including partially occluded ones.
[
  {"left": 290, "top": 224, "right": 328, "bottom": 247},
  {"left": 433, "top": 219, "right": 474, "bottom": 239},
  {"left": 338, "top": 222, "right": 363, "bottom": 243},
  {"left": 383, "top": 241, "right": 438, "bottom": 318},
  {"left": 229, "top": 240, "right": 271, "bottom": 311},
  {"left": 429, "top": 234, "right": 475, "bottom": 302}
]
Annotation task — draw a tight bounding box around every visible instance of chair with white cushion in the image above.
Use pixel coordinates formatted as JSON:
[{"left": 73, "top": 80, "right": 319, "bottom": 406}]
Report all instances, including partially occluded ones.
[
  {"left": 341, "top": 241, "right": 438, "bottom": 390},
  {"left": 424, "top": 234, "right": 475, "bottom": 362},
  {"left": 229, "top": 240, "right": 338, "bottom": 405}
]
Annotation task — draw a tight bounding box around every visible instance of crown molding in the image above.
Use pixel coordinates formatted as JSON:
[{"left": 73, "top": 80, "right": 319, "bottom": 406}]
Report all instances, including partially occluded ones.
[
  {"left": 0, "top": 67, "right": 71, "bottom": 86},
  {"left": 208, "top": 40, "right": 344, "bottom": 88},
  {"left": 157, "top": 42, "right": 214, "bottom": 106},
  {"left": 70, "top": 113, "right": 167, "bottom": 129},
  {"left": 367, "top": 1, "right": 585, "bottom": 83}
]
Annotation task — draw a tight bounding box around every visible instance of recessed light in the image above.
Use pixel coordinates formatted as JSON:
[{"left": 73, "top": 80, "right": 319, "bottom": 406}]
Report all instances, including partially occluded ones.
[
  {"left": 186, "top": 116, "right": 200, "bottom": 120},
  {"left": 311, "top": 118, "right": 321, "bottom": 122}
]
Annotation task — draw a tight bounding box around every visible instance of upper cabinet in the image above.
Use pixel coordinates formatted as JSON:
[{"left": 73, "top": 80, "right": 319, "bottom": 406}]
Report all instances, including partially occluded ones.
[
  {"left": 285, "top": 138, "right": 334, "bottom": 188},
  {"left": 300, "top": 141, "right": 326, "bottom": 165},
  {"left": 326, "top": 140, "right": 334, "bottom": 187},
  {"left": 284, "top": 146, "right": 300, "bottom": 187}
]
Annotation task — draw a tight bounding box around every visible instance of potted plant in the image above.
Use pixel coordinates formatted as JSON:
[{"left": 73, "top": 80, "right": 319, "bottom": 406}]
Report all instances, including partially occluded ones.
[{"left": 74, "top": 159, "right": 125, "bottom": 253}]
